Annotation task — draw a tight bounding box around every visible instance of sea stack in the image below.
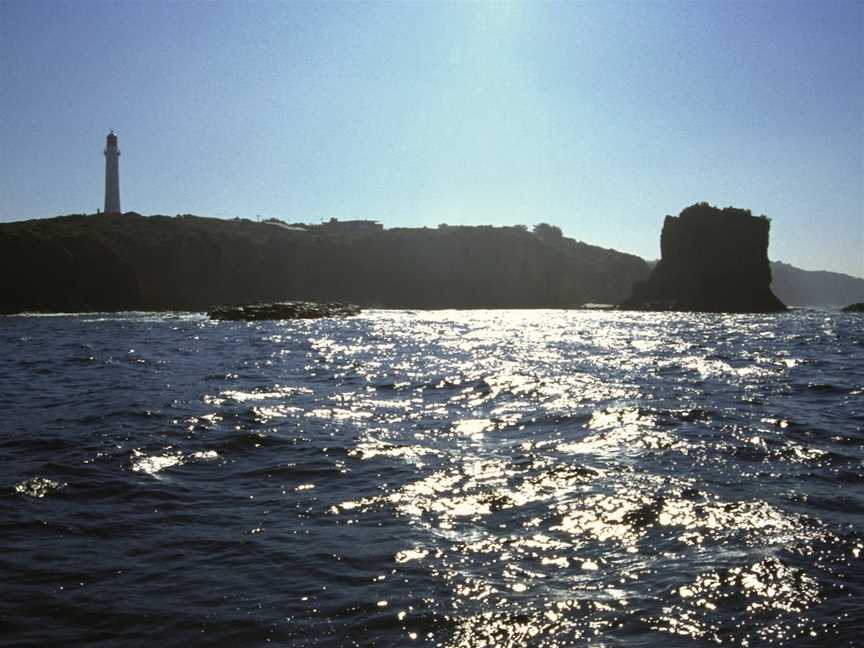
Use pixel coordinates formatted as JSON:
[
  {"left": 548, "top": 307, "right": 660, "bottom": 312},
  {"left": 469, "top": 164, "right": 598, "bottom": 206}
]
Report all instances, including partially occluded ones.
[{"left": 622, "top": 203, "right": 786, "bottom": 313}]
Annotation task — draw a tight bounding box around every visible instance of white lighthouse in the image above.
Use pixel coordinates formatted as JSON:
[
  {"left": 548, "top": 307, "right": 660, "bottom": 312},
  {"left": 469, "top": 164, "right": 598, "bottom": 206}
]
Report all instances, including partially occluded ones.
[{"left": 104, "top": 130, "right": 121, "bottom": 214}]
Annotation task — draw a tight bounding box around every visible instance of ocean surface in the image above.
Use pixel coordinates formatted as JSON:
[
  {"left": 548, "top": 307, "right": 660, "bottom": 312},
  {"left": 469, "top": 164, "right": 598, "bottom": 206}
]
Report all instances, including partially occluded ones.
[{"left": 1, "top": 309, "right": 862, "bottom": 647}]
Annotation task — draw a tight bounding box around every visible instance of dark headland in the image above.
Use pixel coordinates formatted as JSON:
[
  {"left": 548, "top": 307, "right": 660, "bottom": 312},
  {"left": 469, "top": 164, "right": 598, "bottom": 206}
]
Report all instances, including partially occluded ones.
[
  {"left": 0, "top": 214, "right": 648, "bottom": 314},
  {"left": 621, "top": 203, "right": 787, "bottom": 313}
]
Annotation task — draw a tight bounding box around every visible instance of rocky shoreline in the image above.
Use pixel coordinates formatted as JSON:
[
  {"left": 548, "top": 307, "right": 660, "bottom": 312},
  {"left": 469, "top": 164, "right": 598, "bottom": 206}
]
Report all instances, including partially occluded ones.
[{"left": 207, "top": 301, "right": 361, "bottom": 321}]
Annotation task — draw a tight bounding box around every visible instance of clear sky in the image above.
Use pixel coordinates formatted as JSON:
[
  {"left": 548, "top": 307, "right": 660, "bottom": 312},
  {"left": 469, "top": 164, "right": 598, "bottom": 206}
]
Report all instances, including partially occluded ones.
[{"left": 1, "top": 0, "right": 862, "bottom": 277}]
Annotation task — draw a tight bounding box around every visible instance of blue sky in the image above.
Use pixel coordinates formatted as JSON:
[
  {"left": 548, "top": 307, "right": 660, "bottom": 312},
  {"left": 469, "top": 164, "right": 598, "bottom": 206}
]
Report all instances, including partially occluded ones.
[{"left": 1, "top": 0, "right": 861, "bottom": 276}]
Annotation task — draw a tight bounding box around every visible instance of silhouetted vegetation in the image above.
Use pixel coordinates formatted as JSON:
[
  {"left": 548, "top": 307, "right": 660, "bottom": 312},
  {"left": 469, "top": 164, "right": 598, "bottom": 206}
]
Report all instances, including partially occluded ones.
[
  {"left": 0, "top": 213, "right": 649, "bottom": 313},
  {"left": 533, "top": 222, "right": 563, "bottom": 242}
]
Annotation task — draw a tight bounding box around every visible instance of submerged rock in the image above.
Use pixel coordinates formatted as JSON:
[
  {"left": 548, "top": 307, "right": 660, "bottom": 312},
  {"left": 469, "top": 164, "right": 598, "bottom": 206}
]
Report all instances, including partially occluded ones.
[
  {"left": 621, "top": 203, "right": 786, "bottom": 313},
  {"left": 208, "top": 301, "right": 360, "bottom": 321},
  {"left": 841, "top": 302, "right": 864, "bottom": 312}
]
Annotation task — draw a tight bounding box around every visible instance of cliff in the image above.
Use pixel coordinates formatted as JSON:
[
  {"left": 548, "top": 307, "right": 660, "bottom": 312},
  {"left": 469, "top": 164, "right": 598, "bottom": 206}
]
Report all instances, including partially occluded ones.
[
  {"left": 622, "top": 203, "right": 786, "bottom": 312},
  {"left": 770, "top": 261, "right": 864, "bottom": 307},
  {"left": 0, "top": 213, "right": 649, "bottom": 313}
]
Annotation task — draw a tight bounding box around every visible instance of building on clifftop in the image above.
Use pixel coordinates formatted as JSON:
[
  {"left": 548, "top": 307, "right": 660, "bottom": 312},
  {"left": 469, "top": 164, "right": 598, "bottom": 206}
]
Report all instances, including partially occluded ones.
[{"left": 319, "top": 217, "right": 383, "bottom": 234}]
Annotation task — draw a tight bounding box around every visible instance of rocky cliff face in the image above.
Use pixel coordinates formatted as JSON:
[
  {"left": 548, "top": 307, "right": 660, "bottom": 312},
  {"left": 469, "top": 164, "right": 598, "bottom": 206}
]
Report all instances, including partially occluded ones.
[
  {"left": 622, "top": 203, "right": 786, "bottom": 312},
  {"left": 0, "top": 213, "right": 649, "bottom": 313}
]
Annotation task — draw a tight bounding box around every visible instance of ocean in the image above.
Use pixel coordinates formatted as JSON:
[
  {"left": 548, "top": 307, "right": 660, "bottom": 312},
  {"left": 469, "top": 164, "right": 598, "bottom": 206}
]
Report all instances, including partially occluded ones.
[{"left": 1, "top": 309, "right": 862, "bottom": 647}]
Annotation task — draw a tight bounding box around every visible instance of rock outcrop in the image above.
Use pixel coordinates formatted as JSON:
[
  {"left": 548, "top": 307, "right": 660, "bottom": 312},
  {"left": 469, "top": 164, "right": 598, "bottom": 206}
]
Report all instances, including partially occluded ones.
[
  {"left": 841, "top": 302, "right": 864, "bottom": 312},
  {"left": 208, "top": 301, "right": 360, "bottom": 320},
  {"left": 621, "top": 203, "right": 786, "bottom": 313}
]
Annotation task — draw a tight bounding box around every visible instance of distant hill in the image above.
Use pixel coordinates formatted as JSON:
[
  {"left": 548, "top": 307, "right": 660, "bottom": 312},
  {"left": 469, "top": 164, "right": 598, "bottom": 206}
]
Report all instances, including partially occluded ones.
[
  {"left": 640, "top": 260, "right": 863, "bottom": 308},
  {"left": 770, "top": 261, "right": 864, "bottom": 307},
  {"left": 0, "top": 213, "right": 649, "bottom": 313}
]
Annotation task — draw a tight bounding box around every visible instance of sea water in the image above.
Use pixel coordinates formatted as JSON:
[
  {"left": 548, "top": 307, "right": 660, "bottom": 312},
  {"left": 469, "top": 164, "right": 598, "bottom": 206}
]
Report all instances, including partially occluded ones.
[{"left": 1, "top": 309, "right": 862, "bottom": 646}]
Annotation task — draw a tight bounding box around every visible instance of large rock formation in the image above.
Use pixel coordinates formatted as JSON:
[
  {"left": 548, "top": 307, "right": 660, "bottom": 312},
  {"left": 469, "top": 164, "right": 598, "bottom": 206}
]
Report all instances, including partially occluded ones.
[{"left": 622, "top": 203, "right": 786, "bottom": 312}]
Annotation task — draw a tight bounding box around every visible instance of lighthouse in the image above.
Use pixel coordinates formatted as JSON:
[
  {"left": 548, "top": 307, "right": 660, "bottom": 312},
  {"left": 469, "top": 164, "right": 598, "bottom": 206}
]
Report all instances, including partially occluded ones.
[{"left": 104, "top": 130, "right": 121, "bottom": 214}]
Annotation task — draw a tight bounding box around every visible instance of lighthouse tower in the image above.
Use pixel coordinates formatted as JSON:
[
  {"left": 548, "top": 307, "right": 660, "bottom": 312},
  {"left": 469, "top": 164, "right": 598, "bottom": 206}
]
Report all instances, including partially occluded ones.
[{"left": 104, "top": 130, "right": 121, "bottom": 214}]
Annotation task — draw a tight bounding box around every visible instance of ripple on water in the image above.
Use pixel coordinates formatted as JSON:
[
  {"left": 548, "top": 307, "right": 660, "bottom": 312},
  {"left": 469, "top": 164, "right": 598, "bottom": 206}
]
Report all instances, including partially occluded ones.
[
  {"left": 130, "top": 448, "right": 219, "bottom": 476},
  {"left": 653, "top": 557, "right": 823, "bottom": 645},
  {"left": 14, "top": 477, "right": 67, "bottom": 498}
]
